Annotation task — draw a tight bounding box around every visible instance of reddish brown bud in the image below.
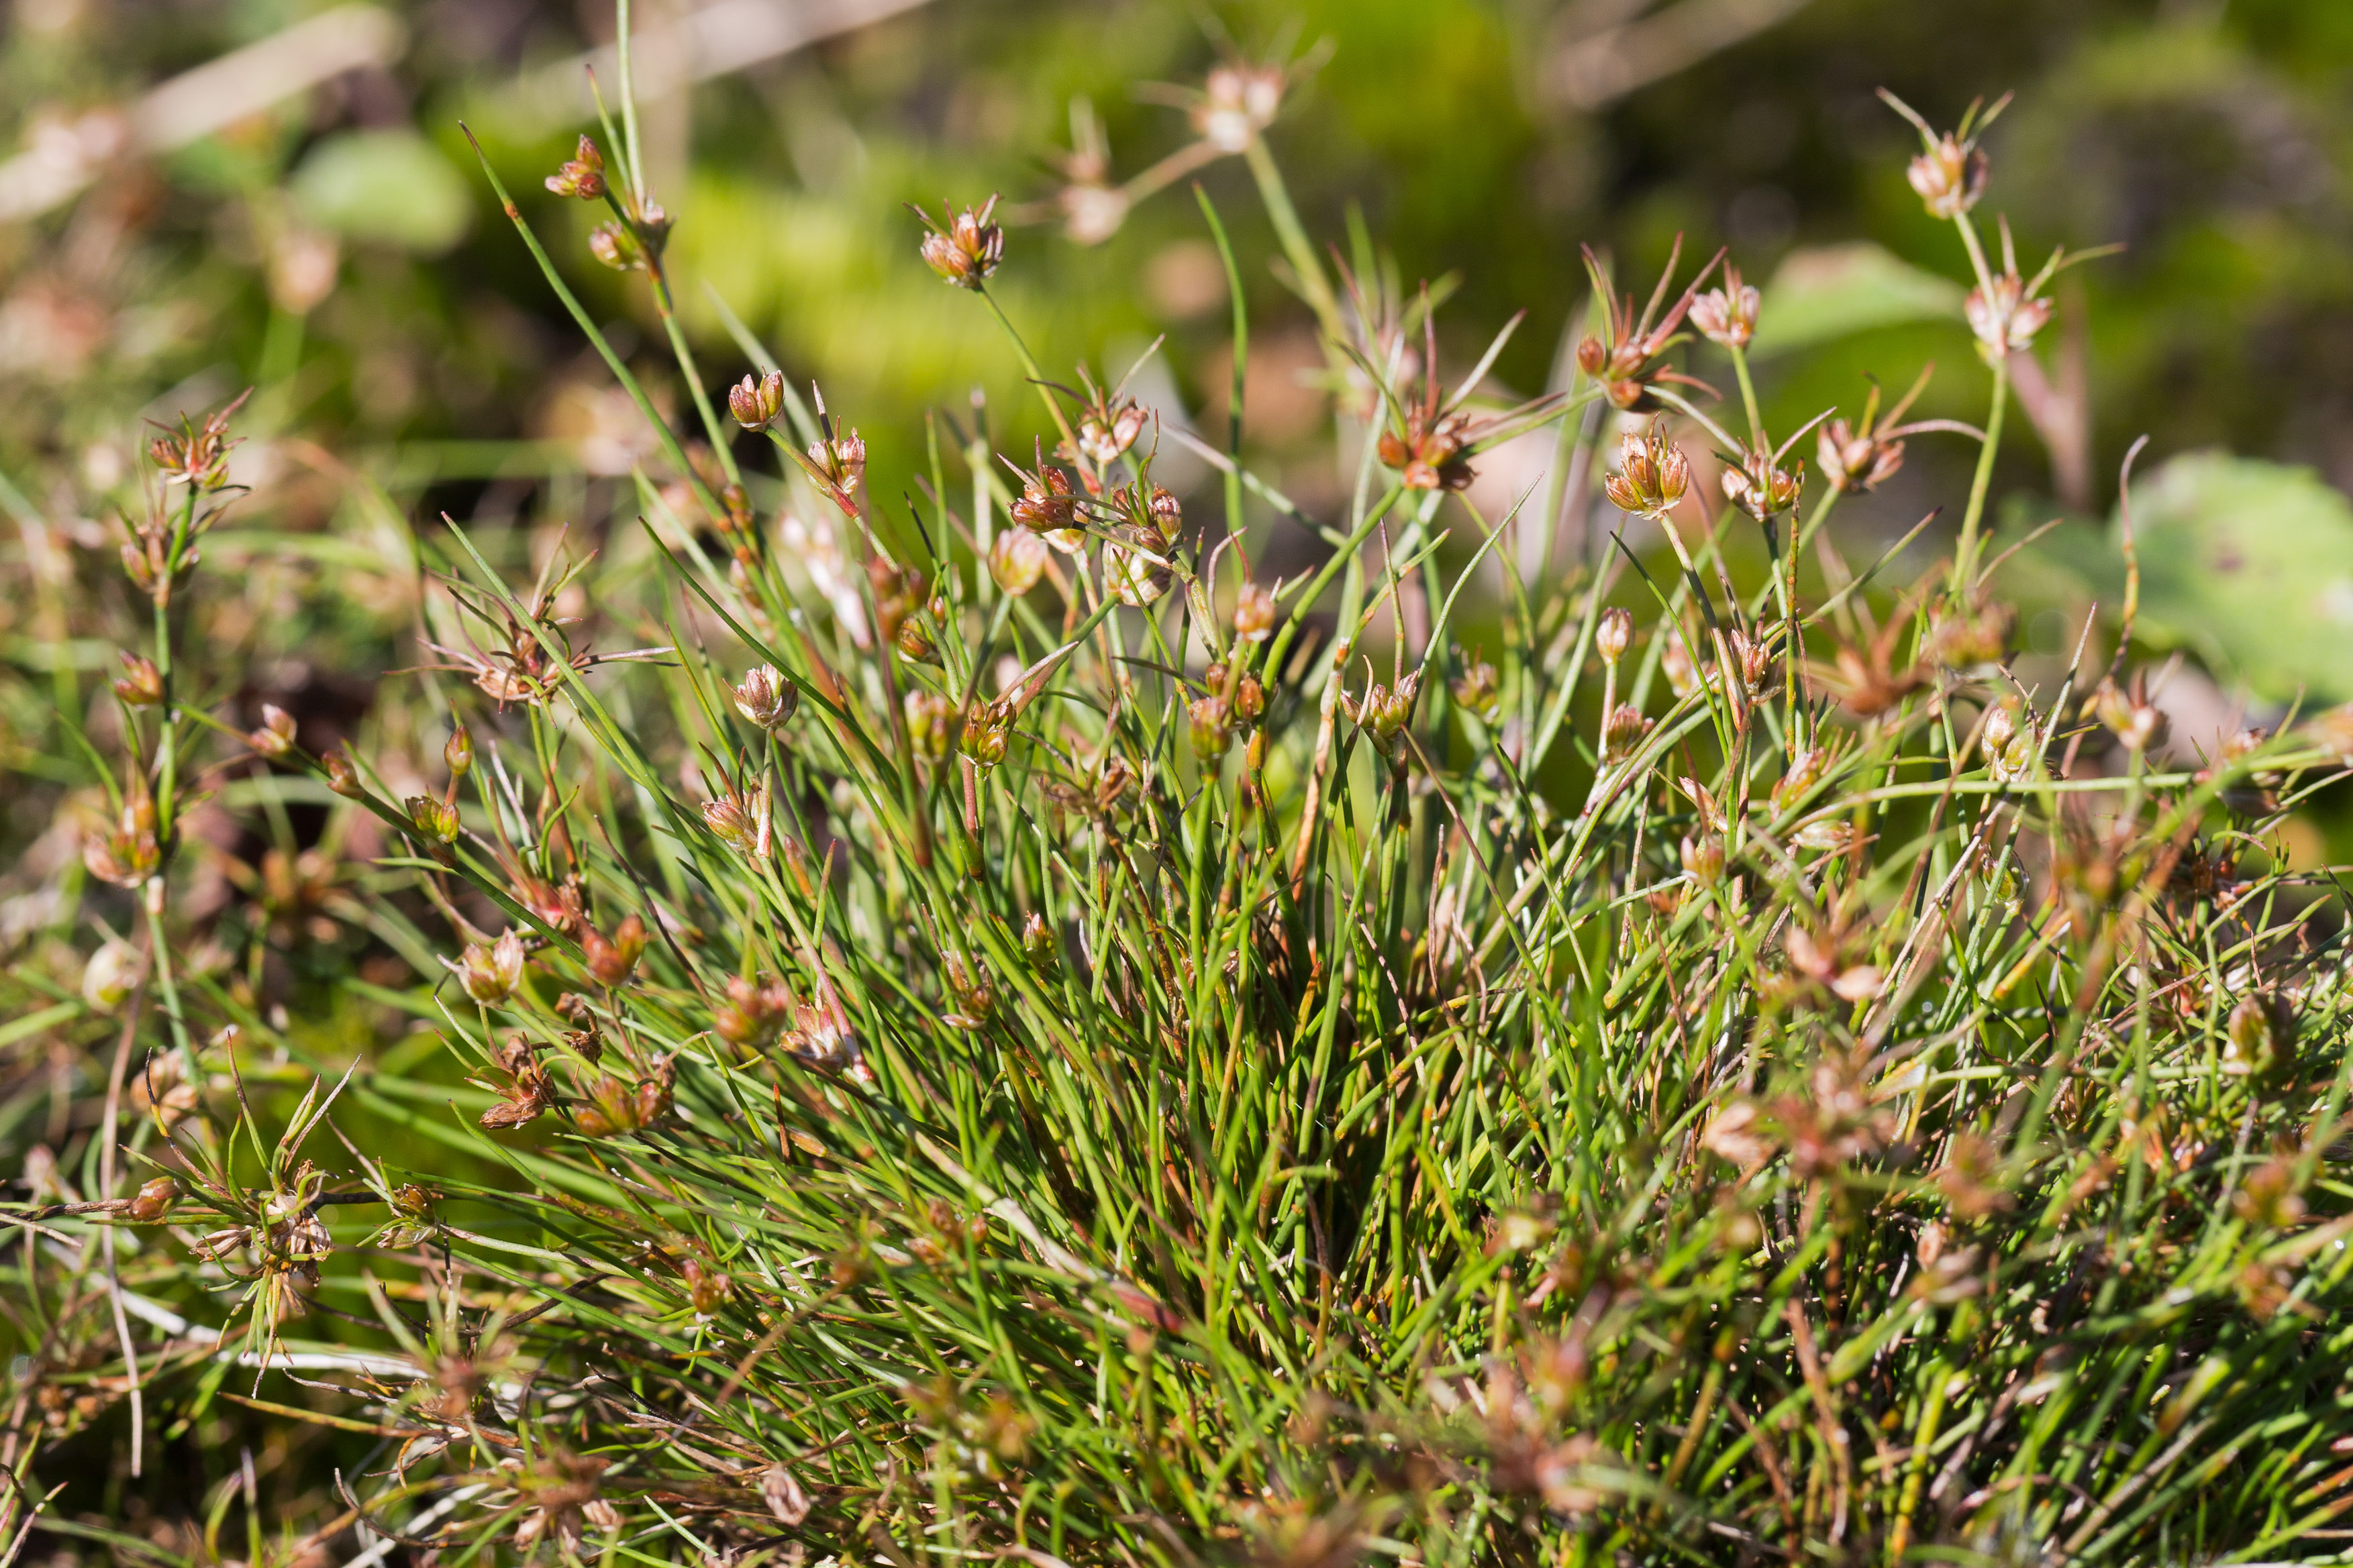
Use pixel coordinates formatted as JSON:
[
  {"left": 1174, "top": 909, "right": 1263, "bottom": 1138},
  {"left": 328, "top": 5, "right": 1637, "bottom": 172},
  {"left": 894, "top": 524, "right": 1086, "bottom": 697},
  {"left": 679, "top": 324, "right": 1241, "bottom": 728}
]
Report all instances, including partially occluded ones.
[
  {"left": 112, "top": 651, "right": 164, "bottom": 707},
  {"left": 323, "top": 747, "right": 366, "bottom": 798},
  {"left": 546, "top": 136, "right": 607, "bottom": 200},
  {"left": 730, "top": 369, "right": 785, "bottom": 431},
  {"left": 128, "top": 1176, "right": 179, "bottom": 1222},
  {"left": 583, "top": 915, "right": 646, "bottom": 988},
  {"left": 249, "top": 704, "right": 299, "bottom": 758},
  {"left": 917, "top": 196, "right": 1003, "bottom": 288}
]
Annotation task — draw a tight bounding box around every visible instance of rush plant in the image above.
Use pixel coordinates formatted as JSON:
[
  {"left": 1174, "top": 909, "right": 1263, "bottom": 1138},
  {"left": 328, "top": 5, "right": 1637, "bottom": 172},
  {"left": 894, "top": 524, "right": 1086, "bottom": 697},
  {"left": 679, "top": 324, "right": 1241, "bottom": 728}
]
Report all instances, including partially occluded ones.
[{"left": 9, "top": 38, "right": 2353, "bottom": 1568}]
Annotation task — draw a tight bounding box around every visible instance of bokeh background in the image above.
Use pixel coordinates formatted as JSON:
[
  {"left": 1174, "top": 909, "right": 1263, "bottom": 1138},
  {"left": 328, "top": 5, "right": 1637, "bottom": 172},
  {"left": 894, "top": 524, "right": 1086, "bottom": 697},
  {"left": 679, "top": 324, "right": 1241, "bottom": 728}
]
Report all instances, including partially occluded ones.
[{"left": 7, "top": 0, "right": 2353, "bottom": 785}]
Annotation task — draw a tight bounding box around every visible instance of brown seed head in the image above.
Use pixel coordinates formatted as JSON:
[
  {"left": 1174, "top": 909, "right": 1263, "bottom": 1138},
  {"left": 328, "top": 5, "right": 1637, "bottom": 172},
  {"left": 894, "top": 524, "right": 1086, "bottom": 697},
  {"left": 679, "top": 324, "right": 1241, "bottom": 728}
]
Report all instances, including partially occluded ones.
[
  {"left": 1602, "top": 425, "right": 1689, "bottom": 519},
  {"left": 1597, "top": 607, "right": 1634, "bottom": 665},
  {"left": 1907, "top": 133, "right": 1990, "bottom": 221},
  {"left": 1817, "top": 417, "right": 1905, "bottom": 493},
  {"left": 582, "top": 915, "right": 646, "bottom": 988},
  {"left": 545, "top": 136, "right": 607, "bottom": 201},
  {"left": 918, "top": 195, "right": 1004, "bottom": 288},
  {"left": 1078, "top": 399, "right": 1148, "bottom": 466},
  {"left": 729, "top": 369, "right": 785, "bottom": 430},
  {"left": 988, "top": 527, "right": 1049, "bottom": 594},
  {"left": 1232, "top": 580, "right": 1277, "bottom": 643},
  {"left": 1009, "top": 454, "right": 1085, "bottom": 552},
  {"left": 249, "top": 704, "right": 299, "bottom": 758},
  {"left": 960, "top": 698, "right": 1012, "bottom": 767},
  {"left": 1679, "top": 835, "right": 1725, "bottom": 886},
  {"left": 112, "top": 651, "right": 164, "bottom": 707},
  {"left": 1601, "top": 702, "right": 1652, "bottom": 764},
  {"left": 323, "top": 747, "right": 366, "bottom": 798},
  {"left": 407, "top": 794, "right": 460, "bottom": 846},
  {"left": 1719, "top": 443, "right": 1803, "bottom": 522},
  {"left": 1689, "top": 264, "right": 1760, "bottom": 349},
  {"left": 1966, "top": 271, "right": 2052, "bottom": 356},
  {"left": 128, "top": 1176, "right": 179, "bottom": 1222},
  {"left": 1193, "top": 62, "right": 1286, "bottom": 153},
  {"left": 731, "top": 664, "right": 797, "bottom": 730},
  {"left": 448, "top": 930, "right": 525, "bottom": 1006}
]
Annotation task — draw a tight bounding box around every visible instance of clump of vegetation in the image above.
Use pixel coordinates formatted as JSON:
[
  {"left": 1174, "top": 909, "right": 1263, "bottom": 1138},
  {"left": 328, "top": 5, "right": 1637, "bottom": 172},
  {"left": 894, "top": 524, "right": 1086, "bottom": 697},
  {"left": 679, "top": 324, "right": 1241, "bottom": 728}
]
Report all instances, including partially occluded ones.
[{"left": 9, "top": 36, "right": 2353, "bottom": 1568}]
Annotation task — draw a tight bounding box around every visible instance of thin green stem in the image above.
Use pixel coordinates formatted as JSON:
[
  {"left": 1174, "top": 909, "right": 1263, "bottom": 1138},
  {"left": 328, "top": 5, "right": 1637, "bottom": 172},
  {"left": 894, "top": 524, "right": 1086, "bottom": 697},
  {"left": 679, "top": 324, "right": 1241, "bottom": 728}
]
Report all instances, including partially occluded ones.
[
  {"left": 461, "top": 127, "right": 727, "bottom": 530},
  {"left": 1240, "top": 137, "right": 1341, "bottom": 338},
  {"left": 1954, "top": 353, "right": 2007, "bottom": 593},
  {"left": 650, "top": 269, "right": 741, "bottom": 488},
  {"left": 1646, "top": 386, "right": 1746, "bottom": 460},
  {"left": 976, "top": 286, "right": 1080, "bottom": 462},
  {"left": 142, "top": 890, "right": 195, "bottom": 1075},
  {"left": 1730, "top": 342, "right": 1764, "bottom": 450},
  {"left": 1195, "top": 186, "right": 1248, "bottom": 545}
]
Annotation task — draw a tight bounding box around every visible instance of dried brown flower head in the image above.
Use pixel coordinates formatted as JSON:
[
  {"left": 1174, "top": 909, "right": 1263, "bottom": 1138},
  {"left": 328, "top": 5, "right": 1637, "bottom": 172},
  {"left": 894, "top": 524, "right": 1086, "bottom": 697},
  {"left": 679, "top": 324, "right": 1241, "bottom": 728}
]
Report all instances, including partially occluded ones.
[
  {"left": 544, "top": 135, "right": 607, "bottom": 200},
  {"left": 1603, "top": 423, "right": 1691, "bottom": 519},
  {"left": 1689, "top": 262, "right": 1759, "bottom": 350},
  {"left": 915, "top": 195, "right": 1004, "bottom": 288}
]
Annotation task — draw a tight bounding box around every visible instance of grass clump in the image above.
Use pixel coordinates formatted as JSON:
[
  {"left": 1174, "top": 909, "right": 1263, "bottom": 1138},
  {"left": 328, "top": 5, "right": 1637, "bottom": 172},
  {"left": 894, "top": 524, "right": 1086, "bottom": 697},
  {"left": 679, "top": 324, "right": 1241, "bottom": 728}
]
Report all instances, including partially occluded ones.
[{"left": 9, "top": 50, "right": 2353, "bottom": 1568}]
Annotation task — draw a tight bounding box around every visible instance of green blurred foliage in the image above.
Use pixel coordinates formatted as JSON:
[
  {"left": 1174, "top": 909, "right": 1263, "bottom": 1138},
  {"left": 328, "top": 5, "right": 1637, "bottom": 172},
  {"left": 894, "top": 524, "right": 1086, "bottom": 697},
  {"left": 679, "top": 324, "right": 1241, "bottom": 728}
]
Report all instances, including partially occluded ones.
[
  {"left": 5, "top": 0, "right": 2351, "bottom": 886},
  {"left": 1, "top": 0, "right": 2348, "bottom": 498}
]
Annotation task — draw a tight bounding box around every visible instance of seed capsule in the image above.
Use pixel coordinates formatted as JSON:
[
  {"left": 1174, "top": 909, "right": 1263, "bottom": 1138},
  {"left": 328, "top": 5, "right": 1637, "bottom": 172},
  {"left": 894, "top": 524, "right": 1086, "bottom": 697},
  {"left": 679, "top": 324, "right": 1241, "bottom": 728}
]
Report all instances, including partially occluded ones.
[
  {"left": 1601, "top": 702, "right": 1652, "bottom": 764},
  {"left": 589, "top": 221, "right": 647, "bottom": 271},
  {"left": 1021, "top": 911, "right": 1060, "bottom": 978},
  {"left": 447, "top": 929, "right": 525, "bottom": 1006},
  {"left": 1603, "top": 426, "right": 1691, "bottom": 519},
  {"left": 81, "top": 939, "right": 144, "bottom": 1011},
  {"left": 582, "top": 915, "right": 647, "bottom": 988},
  {"left": 1689, "top": 264, "right": 1760, "bottom": 350},
  {"left": 959, "top": 699, "right": 1011, "bottom": 767},
  {"left": 324, "top": 747, "right": 366, "bottom": 798},
  {"left": 407, "top": 794, "right": 460, "bottom": 845},
  {"left": 1450, "top": 656, "right": 1500, "bottom": 719},
  {"left": 1907, "top": 133, "right": 1989, "bottom": 221},
  {"left": 731, "top": 665, "right": 798, "bottom": 730},
  {"left": 988, "top": 529, "right": 1048, "bottom": 595},
  {"left": 1232, "top": 581, "right": 1277, "bottom": 643},
  {"left": 917, "top": 196, "right": 1005, "bottom": 289},
  {"left": 729, "top": 369, "right": 785, "bottom": 431},
  {"left": 128, "top": 1177, "right": 179, "bottom": 1222},
  {"left": 544, "top": 135, "right": 607, "bottom": 201},
  {"left": 112, "top": 652, "right": 164, "bottom": 707},
  {"left": 1189, "top": 694, "right": 1235, "bottom": 760},
  {"left": 904, "top": 690, "right": 961, "bottom": 762},
  {"left": 1597, "top": 608, "right": 1633, "bottom": 665},
  {"left": 1719, "top": 443, "right": 1803, "bottom": 522},
  {"left": 249, "top": 704, "right": 299, "bottom": 758},
  {"left": 1105, "top": 527, "right": 1173, "bottom": 607}
]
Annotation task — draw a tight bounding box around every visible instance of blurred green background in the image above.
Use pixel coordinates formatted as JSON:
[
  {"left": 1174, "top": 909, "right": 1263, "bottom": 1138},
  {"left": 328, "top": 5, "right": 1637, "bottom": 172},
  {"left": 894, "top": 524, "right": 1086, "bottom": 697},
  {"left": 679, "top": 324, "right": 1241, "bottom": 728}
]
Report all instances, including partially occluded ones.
[
  {"left": 9, "top": 1, "right": 2353, "bottom": 648},
  {"left": 5, "top": 0, "right": 2352, "bottom": 489},
  {"left": 4, "top": 0, "right": 2353, "bottom": 860},
  {"left": 8, "top": 0, "right": 2353, "bottom": 833}
]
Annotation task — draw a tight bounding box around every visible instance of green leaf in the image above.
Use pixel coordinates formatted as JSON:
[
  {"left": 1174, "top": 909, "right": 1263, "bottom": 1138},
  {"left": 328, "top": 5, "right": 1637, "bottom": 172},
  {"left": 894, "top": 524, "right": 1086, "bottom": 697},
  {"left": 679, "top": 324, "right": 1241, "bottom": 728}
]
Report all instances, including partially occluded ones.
[
  {"left": 2105, "top": 452, "right": 2353, "bottom": 704},
  {"left": 289, "top": 129, "right": 473, "bottom": 254},
  {"left": 1748, "top": 242, "right": 1966, "bottom": 358}
]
